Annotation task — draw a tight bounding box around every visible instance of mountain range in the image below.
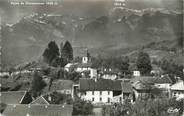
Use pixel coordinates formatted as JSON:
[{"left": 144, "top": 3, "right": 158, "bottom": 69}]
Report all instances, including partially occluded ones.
[{"left": 1, "top": 7, "right": 183, "bottom": 67}]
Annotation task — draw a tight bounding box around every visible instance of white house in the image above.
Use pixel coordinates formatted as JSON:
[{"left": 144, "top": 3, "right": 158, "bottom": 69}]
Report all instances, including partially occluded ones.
[
  {"left": 78, "top": 78, "right": 133, "bottom": 104},
  {"left": 99, "top": 68, "right": 119, "bottom": 80},
  {"left": 101, "top": 72, "right": 118, "bottom": 80},
  {"left": 78, "top": 78, "right": 122, "bottom": 104},
  {"left": 170, "top": 80, "right": 184, "bottom": 100},
  {"left": 64, "top": 63, "right": 78, "bottom": 72},
  {"left": 75, "top": 49, "right": 91, "bottom": 72},
  {"left": 0, "top": 72, "right": 9, "bottom": 77},
  {"left": 75, "top": 62, "right": 92, "bottom": 73},
  {"left": 89, "top": 68, "right": 98, "bottom": 78},
  {"left": 133, "top": 71, "right": 140, "bottom": 77},
  {"left": 75, "top": 55, "right": 97, "bottom": 78}
]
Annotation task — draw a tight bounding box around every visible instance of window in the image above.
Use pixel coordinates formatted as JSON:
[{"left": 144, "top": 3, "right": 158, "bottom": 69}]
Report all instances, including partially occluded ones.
[
  {"left": 92, "top": 91, "right": 94, "bottom": 95},
  {"left": 173, "top": 92, "right": 176, "bottom": 96},
  {"left": 92, "top": 97, "right": 94, "bottom": 101},
  {"left": 100, "top": 91, "right": 102, "bottom": 95},
  {"left": 108, "top": 91, "right": 110, "bottom": 95},
  {"left": 100, "top": 97, "right": 102, "bottom": 102},
  {"left": 108, "top": 98, "right": 110, "bottom": 103}
]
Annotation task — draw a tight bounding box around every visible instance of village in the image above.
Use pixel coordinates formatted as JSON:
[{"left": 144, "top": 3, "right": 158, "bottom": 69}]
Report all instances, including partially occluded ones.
[{"left": 0, "top": 40, "right": 184, "bottom": 116}]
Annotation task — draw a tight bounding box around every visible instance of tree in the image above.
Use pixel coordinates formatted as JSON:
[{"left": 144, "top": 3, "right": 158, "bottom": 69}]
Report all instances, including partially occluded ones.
[
  {"left": 178, "top": 37, "right": 183, "bottom": 49},
  {"left": 42, "top": 41, "right": 59, "bottom": 64},
  {"left": 118, "top": 56, "right": 130, "bottom": 76},
  {"left": 136, "top": 51, "right": 152, "bottom": 75},
  {"left": 51, "top": 57, "right": 67, "bottom": 67},
  {"left": 61, "top": 41, "right": 73, "bottom": 63},
  {"left": 91, "top": 56, "right": 103, "bottom": 69},
  {"left": 31, "top": 71, "right": 46, "bottom": 98},
  {"left": 161, "top": 59, "right": 184, "bottom": 81},
  {"left": 60, "top": 42, "right": 64, "bottom": 56},
  {"left": 68, "top": 71, "right": 82, "bottom": 82}
]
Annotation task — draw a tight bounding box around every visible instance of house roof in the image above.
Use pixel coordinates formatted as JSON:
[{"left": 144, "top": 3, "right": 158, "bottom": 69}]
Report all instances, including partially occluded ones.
[
  {"left": 0, "top": 91, "right": 27, "bottom": 104},
  {"left": 101, "top": 71, "right": 118, "bottom": 75},
  {"left": 132, "top": 81, "right": 155, "bottom": 91},
  {"left": 3, "top": 104, "right": 73, "bottom": 116},
  {"left": 171, "top": 81, "right": 184, "bottom": 91},
  {"left": 30, "top": 96, "right": 50, "bottom": 105},
  {"left": 121, "top": 82, "right": 133, "bottom": 93},
  {"left": 77, "top": 63, "right": 92, "bottom": 68},
  {"left": 43, "top": 92, "right": 72, "bottom": 105},
  {"left": 50, "top": 80, "right": 73, "bottom": 91},
  {"left": 64, "top": 63, "right": 78, "bottom": 68},
  {"left": 79, "top": 78, "right": 122, "bottom": 91},
  {"left": 0, "top": 78, "right": 20, "bottom": 91},
  {"left": 65, "top": 63, "right": 74, "bottom": 68},
  {"left": 154, "top": 76, "right": 173, "bottom": 84},
  {"left": 131, "top": 76, "right": 156, "bottom": 84},
  {"left": 99, "top": 68, "right": 119, "bottom": 75}
]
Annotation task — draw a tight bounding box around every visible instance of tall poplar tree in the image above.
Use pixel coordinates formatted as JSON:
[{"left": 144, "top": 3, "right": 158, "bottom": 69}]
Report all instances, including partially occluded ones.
[
  {"left": 61, "top": 41, "right": 73, "bottom": 63},
  {"left": 42, "top": 41, "right": 59, "bottom": 64},
  {"left": 136, "top": 51, "right": 152, "bottom": 75}
]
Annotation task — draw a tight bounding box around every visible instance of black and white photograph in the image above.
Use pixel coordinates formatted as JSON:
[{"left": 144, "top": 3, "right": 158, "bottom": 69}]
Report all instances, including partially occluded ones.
[{"left": 0, "top": 0, "right": 183, "bottom": 116}]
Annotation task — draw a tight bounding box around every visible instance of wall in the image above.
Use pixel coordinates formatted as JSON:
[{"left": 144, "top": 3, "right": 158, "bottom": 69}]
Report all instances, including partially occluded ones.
[{"left": 81, "top": 91, "right": 113, "bottom": 104}]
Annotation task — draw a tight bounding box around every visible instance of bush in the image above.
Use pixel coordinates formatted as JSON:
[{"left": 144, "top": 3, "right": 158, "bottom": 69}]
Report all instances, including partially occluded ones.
[
  {"left": 105, "top": 98, "right": 183, "bottom": 116},
  {"left": 72, "top": 99, "right": 94, "bottom": 115}
]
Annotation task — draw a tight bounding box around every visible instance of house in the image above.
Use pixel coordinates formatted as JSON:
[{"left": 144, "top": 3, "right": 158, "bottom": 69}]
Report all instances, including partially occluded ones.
[
  {"left": 98, "top": 68, "right": 120, "bottom": 80},
  {"left": 75, "top": 63, "right": 92, "bottom": 73},
  {"left": 131, "top": 76, "right": 156, "bottom": 84},
  {"left": 48, "top": 80, "right": 74, "bottom": 97},
  {"left": 0, "top": 72, "right": 9, "bottom": 77},
  {"left": 131, "top": 76, "right": 157, "bottom": 100},
  {"left": 30, "top": 96, "right": 50, "bottom": 105},
  {"left": 75, "top": 49, "right": 92, "bottom": 73},
  {"left": 132, "top": 81, "right": 156, "bottom": 100},
  {"left": 170, "top": 80, "right": 184, "bottom": 100},
  {"left": 89, "top": 68, "right": 98, "bottom": 78},
  {"left": 31, "top": 92, "right": 72, "bottom": 105},
  {"left": 78, "top": 78, "right": 122, "bottom": 104},
  {"left": 113, "top": 80, "right": 134, "bottom": 103},
  {"left": 0, "top": 91, "right": 33, "bottom": 104},
  {"left": 154, "top": 76, "right": 173, "bottom": 97},
  {"left": 101, "top": 72, "right": 118, "bottom": 80},
  {"left": 133, "top": 71, "right": 141, "bottom": 77},
  {"left": 0, "top": 78, "right": 21, "bottom": 91},
  {"left": 99, "top": 68, "right": 118, "bottom": 80},
  {"left": 75, "top": 62, "right": 97, "bottom": 78},
  {"left": 3, "top": 104, "right": 73, "bottom": 116},
  {"left": 64, "top": 63, "right": 78, "bottom": 72},
  {"left": 154, "top": 76, "right": 173, "bottom": 89}
]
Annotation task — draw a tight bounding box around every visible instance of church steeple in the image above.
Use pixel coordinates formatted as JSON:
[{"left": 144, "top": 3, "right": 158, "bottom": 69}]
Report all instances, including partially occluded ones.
[{"left": 82, "top": 48, "right": 91, "bottom": 64}]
